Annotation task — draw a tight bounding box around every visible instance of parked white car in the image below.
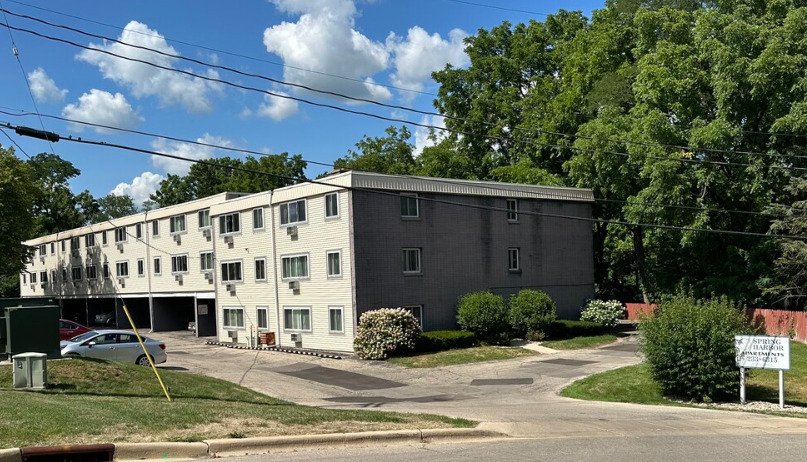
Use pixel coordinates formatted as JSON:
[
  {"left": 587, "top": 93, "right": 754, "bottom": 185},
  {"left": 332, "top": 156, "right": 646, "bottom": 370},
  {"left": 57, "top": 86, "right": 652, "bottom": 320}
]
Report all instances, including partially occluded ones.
[{"left": 61, "top": 329, "right": 167, "bottom": 366}]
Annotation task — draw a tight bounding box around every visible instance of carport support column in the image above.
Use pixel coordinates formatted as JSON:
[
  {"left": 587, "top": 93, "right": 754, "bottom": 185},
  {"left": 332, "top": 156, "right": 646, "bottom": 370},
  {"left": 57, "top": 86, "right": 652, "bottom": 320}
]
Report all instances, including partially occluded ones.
[{"left": 145, "top": 211, "right": 155, "bottom": 333}]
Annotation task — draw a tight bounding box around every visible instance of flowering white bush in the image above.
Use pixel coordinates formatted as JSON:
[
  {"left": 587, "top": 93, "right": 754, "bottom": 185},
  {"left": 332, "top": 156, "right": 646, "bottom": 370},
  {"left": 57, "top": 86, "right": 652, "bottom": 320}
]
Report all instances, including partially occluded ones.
[
  {"left": 580, "top": 300, "right": 625, "bottom": 328},
  {"left": 353, "top": 308, "right": 422, "bottom": 360}
]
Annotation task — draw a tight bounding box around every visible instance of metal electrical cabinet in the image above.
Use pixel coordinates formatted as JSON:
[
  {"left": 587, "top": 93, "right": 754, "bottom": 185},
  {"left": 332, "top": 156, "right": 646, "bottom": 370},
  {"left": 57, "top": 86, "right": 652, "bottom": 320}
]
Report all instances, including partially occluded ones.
[
  {"left": 13, "top": 352, "right": 48, "bottom": 388},
  {"left": 1, "top": 305, "right": 61, "bottom": 359}
]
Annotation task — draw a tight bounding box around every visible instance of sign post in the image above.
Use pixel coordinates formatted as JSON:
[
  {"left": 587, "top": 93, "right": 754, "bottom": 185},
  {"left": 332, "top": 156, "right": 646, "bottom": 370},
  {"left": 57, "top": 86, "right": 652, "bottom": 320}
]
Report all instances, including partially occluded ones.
[{"left": 735, "top": 335, "right": 790, "bottom": 409}]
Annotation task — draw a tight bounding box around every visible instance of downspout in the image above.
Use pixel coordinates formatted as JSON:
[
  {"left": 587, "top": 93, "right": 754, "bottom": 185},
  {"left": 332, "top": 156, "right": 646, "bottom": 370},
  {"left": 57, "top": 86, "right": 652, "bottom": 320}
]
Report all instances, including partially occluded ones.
[
  {"left": 145, "top": 211, "right": 155, "bottom": 333},
  {"left": 348, "top": 189, "right": 358, "bottom": 342},
  {"left": 270, "top": 192, "right": 282, "bottom": 349},
  {"left": 211, "top": 210, "right": 219, "bottom": 340}
]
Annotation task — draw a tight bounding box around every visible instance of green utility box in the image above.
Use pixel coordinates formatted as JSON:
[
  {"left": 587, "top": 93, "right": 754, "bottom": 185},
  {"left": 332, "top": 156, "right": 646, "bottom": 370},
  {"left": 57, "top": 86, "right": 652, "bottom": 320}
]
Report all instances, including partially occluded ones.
[{"left": 1, "top": 304, "right": 61, "bottom": 359}]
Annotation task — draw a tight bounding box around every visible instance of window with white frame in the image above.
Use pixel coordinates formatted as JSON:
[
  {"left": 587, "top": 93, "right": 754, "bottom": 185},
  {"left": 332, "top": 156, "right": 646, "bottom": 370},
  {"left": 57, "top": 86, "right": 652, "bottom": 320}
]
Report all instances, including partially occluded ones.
[
  {"left": 116, "top": 261, "right": 129, "bottom": 277},
  {"left": 326, "top": 250, "right": 341, "bottom": 278},
  {"left": 507, "top": 199, "right": 518, "bottom": 222},
  {"left": 255, "top": 258, "right": 267, "bottom": 281},
  {"left": 152, "top": 220, "right": 159, "bottom": 236},
  {"left": 102, "top": 231, "right": 108, "bottom": 246},
  {"left": 38, "top": 244, "right": 46, "bottom": 256},
  {"left": 29, "top": 273, "right": 35, "bottom": 284},
  {"left": 171, "top": 255, "right": 188, "bottom": 273},
  {"left": 39, "top": 271, "right": 48, "bottom": 283},
  {"left": 402, "top": 248, "right": 421, "bottom": 274},
  {"left": 61, "top": 240, "right": 66, "bottom": 252},
  {"left": 404, "top": 305, "right": 423, "bottom": 328},
  {"left": 70, "top": 236, "right": 80, "bottom": 251},
  {"left": 22, "top": 273, "right": 26, "bottom": 284},
  {"left": 257, "top": 306, "right": 269, "bottom": 330},
  {"left": 253, "top": 208, "right": 264, "bottom": 230},
  {"left": 71, "top": 266, "right": 82, "bottom": 281},
  {"left": 508, "top": 248, "right": 520, "bottom": 271},
  {"left": 87, "top": 265, "right": 97, "bottom": 280},
  {"left": 325, "top": 193, "right": 339, "bottom": 218},
  {"left": 219, "top": 212, "right": 240, "bottom": 234},
  {"left": 137, "top": 259, "right": 145, "bottom": 276},
  {"left": 50, "top": 242, "right": 54, "bottom": 254},
  {"left": 135, "top": 223, "right": 143, "bottom": 239},
  {"left": 61, "top": 268, "right": 67, "bottom": 281},
  {"left": 281, "top": 254, "right": 308, "bottom": 279},
  {"left": 103, "top": 263, "right": 109, "bottom": 279},
  {"left": 198, "top": 209, "right": 211, "bottom": 228},
  {"left": 284, "top": 307, "right": 311, "bottom": 332},
  {"left": 279, "top": 200, "right": 306, "bottom": 225},
  {"left": 223, "top": 307, "right": 245, "bottom": 329},
  {"left": 153, "top": 257, "right": 161, "bottom": 276},
  {"left": 85, "top": 233, "right": 95, "bottom": 248},
  {"left": 200, "top": 251, "right": 213, "bottom": 272},
  {"left": 329, "top": 306, "right": 344, "bottom": 333},
  {"left": 51, "top": 270, "right": 57, "bottom": 282},
  {"left": 169, "top": 215, "right": 186, "bottom": 234},
  {"left": 221, "top": 261, "right": 243, "bottom": 283},
  {"left": 400, "top": 194, "right": 419, "bottom": 218},
  {"left": 114, "top": 227, "right": 126, "bottom": 243}
]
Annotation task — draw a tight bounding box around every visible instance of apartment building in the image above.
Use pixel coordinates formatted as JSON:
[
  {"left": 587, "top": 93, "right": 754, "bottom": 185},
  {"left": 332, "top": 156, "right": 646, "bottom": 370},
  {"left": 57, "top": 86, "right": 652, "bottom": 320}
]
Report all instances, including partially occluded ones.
[{"left": 21, "top": 171, "right": 595, "bottom": 353}]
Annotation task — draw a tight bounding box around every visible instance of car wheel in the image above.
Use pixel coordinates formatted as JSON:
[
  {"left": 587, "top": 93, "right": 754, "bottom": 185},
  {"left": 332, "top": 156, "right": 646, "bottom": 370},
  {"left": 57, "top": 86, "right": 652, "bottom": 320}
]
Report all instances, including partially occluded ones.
[{"left": 136, "top": 355, "right": 151, "bottom": 367}]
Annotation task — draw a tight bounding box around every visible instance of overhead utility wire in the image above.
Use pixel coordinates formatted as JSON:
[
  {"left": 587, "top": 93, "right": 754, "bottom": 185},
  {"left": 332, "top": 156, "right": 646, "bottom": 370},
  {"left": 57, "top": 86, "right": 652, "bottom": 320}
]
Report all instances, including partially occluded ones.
[
  {"left": 3, "top": 0, "right": 435, "bottom": 98},
  {"left": 0, "top": 108, "right": 800, "bottom": 217},
  {"left": 4, "top": 23, "right": 806, "bottom": 174},
  {"left": 441, "top": 0, "right": 550, "bottom": 16},
  {"left": 6, "top": 8, "right": 806, "bottom": 165},
  {"left": 5, "top": 122, "right": 805, "bottom": 242}
]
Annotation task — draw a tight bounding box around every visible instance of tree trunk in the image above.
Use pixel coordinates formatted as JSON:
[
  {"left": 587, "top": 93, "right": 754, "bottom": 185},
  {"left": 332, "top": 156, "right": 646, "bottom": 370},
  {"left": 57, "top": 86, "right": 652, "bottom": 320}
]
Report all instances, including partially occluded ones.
[{"left": 632, "top": 226, "right": 651, "bottom": 305}]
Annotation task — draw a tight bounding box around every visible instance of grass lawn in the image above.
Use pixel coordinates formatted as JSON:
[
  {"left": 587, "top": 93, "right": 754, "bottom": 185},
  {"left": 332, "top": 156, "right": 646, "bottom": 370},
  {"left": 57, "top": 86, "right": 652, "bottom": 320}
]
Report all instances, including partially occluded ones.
[
  {"left": 388, "top": 346, "right": 536, "bottom": 368},
  {"left": 561, "top": 341, "right": 807, "bottom": 414},
  {"left": 542, "top": 334, "right": 618, "bottom": 350},
  {"left": 0, "top": 357, "right": 474, "bottom": 448}
]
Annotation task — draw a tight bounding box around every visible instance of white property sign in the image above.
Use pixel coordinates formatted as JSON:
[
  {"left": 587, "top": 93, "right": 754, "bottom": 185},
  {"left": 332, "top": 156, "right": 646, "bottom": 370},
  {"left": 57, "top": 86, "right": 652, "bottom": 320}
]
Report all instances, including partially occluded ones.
[{"left": 735, "top": 335, "right": 790, "bottom": 409}]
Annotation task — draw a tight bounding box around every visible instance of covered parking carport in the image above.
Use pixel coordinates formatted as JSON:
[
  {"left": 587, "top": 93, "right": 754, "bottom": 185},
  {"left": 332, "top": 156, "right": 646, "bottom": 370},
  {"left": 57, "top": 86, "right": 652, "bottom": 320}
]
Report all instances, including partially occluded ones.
[{"left": 152, "top": 296, "right": 196, "bottom": 332}]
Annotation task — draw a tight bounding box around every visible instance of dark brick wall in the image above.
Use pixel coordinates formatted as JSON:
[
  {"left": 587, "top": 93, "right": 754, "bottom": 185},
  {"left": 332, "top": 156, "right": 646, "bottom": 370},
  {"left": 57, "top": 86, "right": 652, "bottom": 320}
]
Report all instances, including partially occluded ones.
[{"left": 352, "top": 190, "right": 594, "bottom": 331}]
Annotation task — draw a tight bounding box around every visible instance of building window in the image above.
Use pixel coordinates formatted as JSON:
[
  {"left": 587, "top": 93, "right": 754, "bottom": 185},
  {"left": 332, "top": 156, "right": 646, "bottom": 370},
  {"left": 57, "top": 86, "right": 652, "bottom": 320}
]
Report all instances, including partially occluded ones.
[
  {"left": 137, "top": 259, "right": 145, "bottom": 276},
  {"left": 103, "top": 263, "right": 109, "bottom": 279},
  {"left": 170, "top": 215, "right": 186, "bottom": 234},
  {"left": 219, "top": 212, "right": 240, "bottom": 234},
  {"left": 70, "top": 236, "right": 80, "bottom": 252},
  {"left": 38, "top": 244, "right": 46, "bottom": 256},
  {"left": 39, "top": 271, "right": 48, "bottom": 283},
  {"left": 30, "top": 273, "right": 36, "bottom": 284},
  {"left": 329, "top": 306, "right": 344, "bottom": 333},
  {"left": 51, "top": 270, "right": 56, "bottom": 282},
  {"left": 255, "top": 258, "right": 267, "bottom": 281},
  {"left": 253, "top": 208, "right": 264, "bottom": 230},
  {"left": 507, "top": 199, "right": 519, "bottom": 222},
  {"left": 50, "top": 242, "right": 54, "bottom": 254},
  {"left": 102, "top": 231, "right": 108, "bottom": 246},
  {"left": 71, "top": 266, "right": 82, "bottom": 281},
  {"left": 200, "top": 251, "right": 213, "bottom": 272},
  {"left": 223, "top": 307, "right": 245, "bottom": 329},
  {"left": 22, "top": 273, "right": 26, "bottom": 284},
  {"left": 325, "top": 193, "right": 339, "bottom": 218},
  {"left": 279, "top": 200, "right": 306, "bottom": 225},
  {"left": 61, "top": 240, "right": 66, "bottom": 252},
  {"left": 400, "top": 194, "right": 419, "bottom": 218},
  {"left": 326, "top": 250, "right": 341, "bottom": 278},
  {"left": 152, "top": 220, "right": 159, "bottom": 236},
  {"left": 135, "top": 223, "right": 143, "bottom": 239},
  {"left": 402, "top": 248, "right": 421, "bottom": 274},
  {"left": 404, "top": 305, "right": 423, "bottom": 328},
  {"left": 85, "top": 234, "right": 95, "bottom": 248},
  {"left": 221, "top": 261, "right": 243, "bottom": 283},
  {"left": 508, "top": 248, "right": 520, "bottom": 271},
  {"left": 171, "top": 255, "right": 188, "bottom": 273},
  {"left": 116, "top": 261, "right": 129, "bottom": 278},
  {"left": 114, "top": 227, "right": 127, "bottom": 243},
  {"left": 284, "top": 307, "right": 311, "bottom": 332},
  {"left": 153, "top": 257, "right": 161, "bottom": 276},
  {"left": 62, "top": 268, "right": 67, "bottom": 281},
  {"left": 281, "top": 255, "right": 308, "bottom": 280},
  {"left": 257, "top": 306, "right": 269, "bottom": 330},
  {"left": 87, "top": 265, "right": 97, "bottom": 280},
  {"left": 198, "top": 209, "right": 211, "bottom": 228}
]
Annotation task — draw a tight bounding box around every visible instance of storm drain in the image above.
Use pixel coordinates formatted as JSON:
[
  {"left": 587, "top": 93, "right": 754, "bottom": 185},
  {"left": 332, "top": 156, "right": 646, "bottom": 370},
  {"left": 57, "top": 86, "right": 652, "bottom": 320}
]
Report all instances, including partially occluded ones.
[
  {"left": 470, "top": 378, "right": 534, "bottom": 386},
  {"left": 275, "top": 364, "right": 405, "bottom": 390},
  {"left": 538, "top": 359, "right": 597, "bottom": 367}
]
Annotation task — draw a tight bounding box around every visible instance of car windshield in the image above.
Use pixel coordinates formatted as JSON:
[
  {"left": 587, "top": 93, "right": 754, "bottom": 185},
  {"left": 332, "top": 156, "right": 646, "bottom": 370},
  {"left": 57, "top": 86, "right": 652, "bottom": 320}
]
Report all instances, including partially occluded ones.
[{"left": 68, "top": 332, "right": 97, "bottom": 343}]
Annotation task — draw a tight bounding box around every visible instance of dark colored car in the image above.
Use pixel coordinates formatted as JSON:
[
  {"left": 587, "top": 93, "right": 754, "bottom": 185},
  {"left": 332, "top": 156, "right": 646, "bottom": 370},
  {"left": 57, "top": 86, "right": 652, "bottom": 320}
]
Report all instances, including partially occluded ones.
[
  {"left": 59, "top": 319, "right": 93, "bottom": 341},
  {"left": 95, "top": 312, "right": 116, "bottom": 326}
]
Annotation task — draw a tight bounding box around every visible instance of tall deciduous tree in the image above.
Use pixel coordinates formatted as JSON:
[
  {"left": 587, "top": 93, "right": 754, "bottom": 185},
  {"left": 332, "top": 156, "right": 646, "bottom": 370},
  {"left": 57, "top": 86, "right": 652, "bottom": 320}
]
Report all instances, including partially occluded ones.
[{"left": 0, "top": 145, "right": 38, "bottom": 297}]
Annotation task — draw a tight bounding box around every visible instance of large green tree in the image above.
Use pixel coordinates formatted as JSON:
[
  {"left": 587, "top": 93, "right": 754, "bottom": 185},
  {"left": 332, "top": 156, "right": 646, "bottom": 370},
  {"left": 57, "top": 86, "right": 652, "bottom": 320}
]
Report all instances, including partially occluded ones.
[{"left": 0, "top": 145, "right": 38, "bottom": 297}]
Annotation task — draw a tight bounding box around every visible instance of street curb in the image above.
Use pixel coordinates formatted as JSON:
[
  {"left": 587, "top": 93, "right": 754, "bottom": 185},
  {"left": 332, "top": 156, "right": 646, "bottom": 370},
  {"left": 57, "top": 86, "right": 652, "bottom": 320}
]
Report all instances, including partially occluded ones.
[
  {"left": 420, "top": 428, "right": 504, "bottom": 442},
  {"left": 0, "top": 448, "right": 21, "bottom": 462},
  {"left": 206, "top": 430, "right": 423, "bottom": 457},
  {"left": 114, "top": 442, "right": 209, "bottom": 460}
]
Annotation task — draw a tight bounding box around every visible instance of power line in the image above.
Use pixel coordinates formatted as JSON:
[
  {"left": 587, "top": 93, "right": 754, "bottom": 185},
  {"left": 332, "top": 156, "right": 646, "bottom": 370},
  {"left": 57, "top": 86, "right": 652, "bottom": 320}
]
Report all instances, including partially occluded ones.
[
  {"left": 0, "top": 125, "right": 32, "bottom": 159},
  {"left": 441, "top": 0, "right": 550, "bottom": 16},
  {"left": 5, "top": 122, "right": 805, "bottom": 242},
  {"left": 3, "top": 0, "right": 436, "bottom": 98}
]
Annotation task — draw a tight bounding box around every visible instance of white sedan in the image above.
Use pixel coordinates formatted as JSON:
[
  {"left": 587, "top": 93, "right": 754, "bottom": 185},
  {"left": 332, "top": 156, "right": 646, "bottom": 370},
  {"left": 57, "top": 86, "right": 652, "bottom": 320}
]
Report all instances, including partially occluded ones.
[{"left": 61, "top": 329, "right": 167, "bottom": 366}]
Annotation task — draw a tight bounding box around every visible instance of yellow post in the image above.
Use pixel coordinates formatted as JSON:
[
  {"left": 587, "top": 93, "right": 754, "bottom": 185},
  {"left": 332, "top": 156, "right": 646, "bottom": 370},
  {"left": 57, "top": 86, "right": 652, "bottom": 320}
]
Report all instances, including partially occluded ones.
[{"left": 121, "top": 302, "right": 172, "bottom": 402}]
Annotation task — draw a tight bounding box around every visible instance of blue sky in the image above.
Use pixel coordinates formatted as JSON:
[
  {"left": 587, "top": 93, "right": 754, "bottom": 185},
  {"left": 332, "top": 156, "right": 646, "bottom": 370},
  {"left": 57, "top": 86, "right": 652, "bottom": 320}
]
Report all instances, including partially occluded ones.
[{"left": 0, "top": 0, "right": 604, "bottom": 205}]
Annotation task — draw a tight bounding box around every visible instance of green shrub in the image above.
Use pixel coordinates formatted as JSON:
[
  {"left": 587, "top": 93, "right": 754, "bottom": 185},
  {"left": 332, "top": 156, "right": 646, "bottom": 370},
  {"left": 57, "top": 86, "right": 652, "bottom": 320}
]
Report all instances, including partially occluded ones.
[
  {"left": 544, "top": 320, "right": 609, "bottom": 340},
  {"left": 508, "top": 290, "right": 557, "bottom": 339},
  {"left": 640, "top": 294, "right": 751, "bottom": 402},
  {"left": 353, "top": 308, "right": 422, "bottom": 360},
  {"left": 580, "top": 300, "right": 625, "bottom": 328},
  {"left": 456, "top": 292, "right": 510, "bottom": 344},
  {"left": 415, "top": 331, "right": 477, "bottom": 353}
]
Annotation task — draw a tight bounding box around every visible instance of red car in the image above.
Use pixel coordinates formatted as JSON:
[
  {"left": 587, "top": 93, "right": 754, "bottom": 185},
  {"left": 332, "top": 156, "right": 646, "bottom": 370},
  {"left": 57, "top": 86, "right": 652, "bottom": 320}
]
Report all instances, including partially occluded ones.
[{"left": 60, "top": 319, "right": 93, "bottom": 341}]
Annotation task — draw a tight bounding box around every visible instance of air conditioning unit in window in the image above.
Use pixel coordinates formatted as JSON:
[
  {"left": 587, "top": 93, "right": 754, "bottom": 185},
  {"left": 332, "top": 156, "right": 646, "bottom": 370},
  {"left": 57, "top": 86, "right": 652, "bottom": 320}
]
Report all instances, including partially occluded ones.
[
  {"left": 290, "top": 333, "right": 301, "bottom": 342},
  {"left": 71, "top": 249, "right": 80, "bottom": 257},
  {"left": 202, "top": 228, "right": 211, "bottom": 238},
  {"left": 226, "top": 283, "right": 235, "bottom": 292},
  {"left": 174, "top": 274, "right": 183, "bottom": 282},
  {"left": 173, "top": 234, "right": 181, "bottom": 243},
  {"left": 116, "top": 243, "right": 124, "bottom": 252},
  {"left": 204, "top": 272, "right": 213, "bottom": 280},
  {"left": 228, "top": 330, "right": 238, "bottom": 341},
  {"left": 40, "top": 283, "right": 46, "bottom": 289},
  {"left": 118, "top": 278, "right": 125, "bottom": 287},
  {"left": 223, "top": 235, "right": 233, "bottom": 244},
  {"left": 288, "top": 280, "right": 300, "bottom": 290},
  {"left": 39, "top": 256, "right": 45, "bottom": 263},
  {"left": 286, "top": 226, "right": 298, "bottom": 237},
  {"left": 29, "top": 284, "right": 36, "bottom": 290}
]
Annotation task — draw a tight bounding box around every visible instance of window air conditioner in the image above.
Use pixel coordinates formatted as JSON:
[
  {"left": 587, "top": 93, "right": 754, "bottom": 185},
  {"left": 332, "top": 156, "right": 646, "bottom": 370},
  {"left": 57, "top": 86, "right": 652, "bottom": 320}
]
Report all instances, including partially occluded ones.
[
  {"left": 173, "top": 234, "right": 181, "bottom": 243},
  {"left": 204, "top": 272, "right": 213, "bottom": 280},
  {"left": 226, "top": 283, "right": 235, "bottom": 292},
  {"left": 290, "top": 333, "right": 301, "bottom": 342},
  {"left": 202, "top": 228, "right": 211, "bottom": 238},
  {"left": 286, "top": 226, "right": 298, "bottom": 236},
  {"left": 288, "top": 280, "right": 300, "bottom": 290},
  {"left": 40, "top": 283, "right": 46, "bottom": 289},
  {"left": 174, "top": 274, "right": 183, "bottom": 282},
  {"left": 116, "top": 243, "right": 124, "bottom": 252},
  {"left": 39, "top": 256, "right": 45, "bottom": 263},
  {"left": 228, "top": 330, "right": 238, "bottom": 341},
  {"left": 118, "top": 278, "right": 125, "bottom": 288},
  {"left": 223, "top": 235, "right": 233, "bottom": 244},
  {"left": 29, "top": 284, "right": 36, "bottom": 290},
  {"left": 71, "top": 249, "right": 80, "bottom": 257}
]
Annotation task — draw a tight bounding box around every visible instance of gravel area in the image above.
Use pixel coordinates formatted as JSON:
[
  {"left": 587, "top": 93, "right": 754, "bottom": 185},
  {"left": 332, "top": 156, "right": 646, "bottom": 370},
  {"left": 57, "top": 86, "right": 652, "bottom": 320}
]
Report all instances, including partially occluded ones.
[{"left": 680, "top": 400, "right": 807, "bottom": 415}]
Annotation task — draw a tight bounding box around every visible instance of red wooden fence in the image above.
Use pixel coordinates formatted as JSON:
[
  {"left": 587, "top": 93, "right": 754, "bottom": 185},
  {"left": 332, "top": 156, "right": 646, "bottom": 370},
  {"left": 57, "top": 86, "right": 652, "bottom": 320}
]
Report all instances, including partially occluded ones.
[{"left": 624, "top": 303, "right": 807, "bottom": 342}]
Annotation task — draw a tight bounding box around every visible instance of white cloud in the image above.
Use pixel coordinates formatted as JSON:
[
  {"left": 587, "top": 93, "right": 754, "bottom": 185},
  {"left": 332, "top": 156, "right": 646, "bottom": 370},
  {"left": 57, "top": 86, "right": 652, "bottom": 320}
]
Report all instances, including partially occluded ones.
[
  {"left": 150, "top": 134, "right": 233, "bottom": 175},
  {"left": 111, "top": 171, "right": 164, "bottom": 205},
  {"left": 77, "top": 21, "right": 220, "bottom": 113},
  {"left": 414, "top": 114, "right": 446, "bottom": 156},
  {"left": 386, "top": 27, "right": 468, "bottom": 102},
  {"left": 263, "top": 0, "right": 392, "bottom": 102},
  {"left": 62, "top": 89, "right": 143, "bottom": 132},
  {"left": 256, "top": 90, "right": 299, "bottom": 121},
  {"left": 28, "top": 67, "right": 67, "bottom": 103}
]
